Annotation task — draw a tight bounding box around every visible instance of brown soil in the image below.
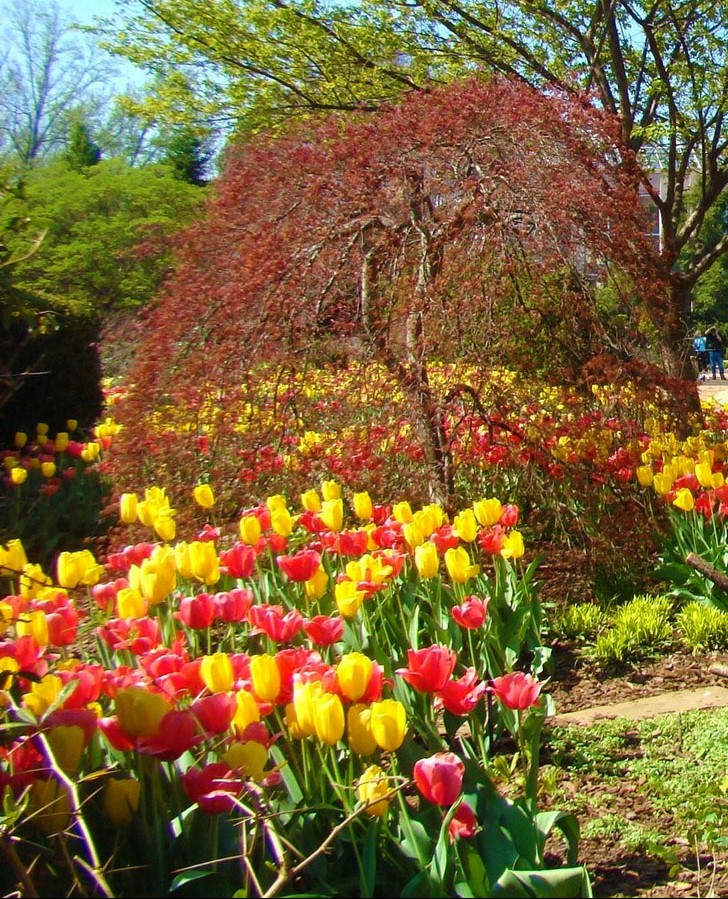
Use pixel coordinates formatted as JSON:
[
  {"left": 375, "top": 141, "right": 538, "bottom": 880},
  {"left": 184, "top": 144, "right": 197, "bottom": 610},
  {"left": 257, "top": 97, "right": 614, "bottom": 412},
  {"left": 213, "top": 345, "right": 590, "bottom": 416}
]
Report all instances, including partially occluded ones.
[{"left": 543, "top": 644, "right": 728, "bottom": 898}]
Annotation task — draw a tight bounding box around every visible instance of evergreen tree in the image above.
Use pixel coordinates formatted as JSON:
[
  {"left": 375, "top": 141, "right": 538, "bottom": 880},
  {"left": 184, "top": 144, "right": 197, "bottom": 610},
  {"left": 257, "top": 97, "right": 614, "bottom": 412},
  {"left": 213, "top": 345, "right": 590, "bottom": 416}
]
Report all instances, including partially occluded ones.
[
  {"left": 63, "top": 120, "right": 101, "bottom": 171},
  {"left": 159, "top": 127, "right": 211, "bottom": 185}
]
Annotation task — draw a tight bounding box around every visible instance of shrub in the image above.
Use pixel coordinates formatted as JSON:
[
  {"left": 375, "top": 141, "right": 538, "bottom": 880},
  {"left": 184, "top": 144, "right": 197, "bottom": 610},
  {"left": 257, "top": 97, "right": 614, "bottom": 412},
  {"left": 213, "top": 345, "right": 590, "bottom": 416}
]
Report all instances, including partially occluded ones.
[
  {"left": 676, "top": 600, "right": 728, "bottom": 653},
  {"left": 552, "top": 602, "right": 610, "bottom": 641},
  {"left": 591, "top": 594, "right": 674, "bottom": 664}
]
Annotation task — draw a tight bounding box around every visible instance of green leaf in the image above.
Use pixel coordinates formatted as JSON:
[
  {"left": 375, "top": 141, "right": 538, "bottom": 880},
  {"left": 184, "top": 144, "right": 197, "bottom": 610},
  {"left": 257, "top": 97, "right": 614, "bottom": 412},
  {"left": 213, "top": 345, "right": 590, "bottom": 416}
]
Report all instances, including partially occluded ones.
[
  {"left": 534, "top": 810, "right": 581, "bottom": 865},
  {"left": 169, "top": 869, "right": 213, "bottom": 891},
  {"left": 489, "top": 865, "right": 593, "bottom": 898},
  {"left": 456, "top": 840, "right": 490, "bottom": 896},
  {"left": 360, "top": 819, "right": 378, "bottom": 897}
]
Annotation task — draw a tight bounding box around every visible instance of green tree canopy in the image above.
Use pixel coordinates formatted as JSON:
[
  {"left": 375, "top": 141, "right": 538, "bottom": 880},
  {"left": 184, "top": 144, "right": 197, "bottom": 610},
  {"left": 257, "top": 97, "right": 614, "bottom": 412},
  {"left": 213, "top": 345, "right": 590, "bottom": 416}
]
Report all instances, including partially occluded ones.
[{"left": 11, "top": 156, "right": 206, "bottom": 318}]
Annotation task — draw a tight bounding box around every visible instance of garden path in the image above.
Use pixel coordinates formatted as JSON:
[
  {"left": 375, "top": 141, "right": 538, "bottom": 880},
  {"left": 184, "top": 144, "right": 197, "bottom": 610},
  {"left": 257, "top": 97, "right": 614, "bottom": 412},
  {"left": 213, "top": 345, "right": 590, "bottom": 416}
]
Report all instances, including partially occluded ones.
[{"left": 550, "top": 683, "right": 728, "bottom": 726}]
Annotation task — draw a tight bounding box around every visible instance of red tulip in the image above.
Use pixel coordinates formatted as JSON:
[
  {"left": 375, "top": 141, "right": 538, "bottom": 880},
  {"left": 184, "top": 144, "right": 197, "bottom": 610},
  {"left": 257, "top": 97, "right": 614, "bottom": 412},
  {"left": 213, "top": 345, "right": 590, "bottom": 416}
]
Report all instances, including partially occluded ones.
[
  {"left": 499, "top": 504, "right": 520, "bottom": 527},
  {"left": 175, "top": 593, "right": 218, "bottom": 629},
  {"left": 137, "top": 709, "right": 204, "bottom": 761},
  {"left": 395, "top": 644, "right": 457, "bottom": 693},
  {"left": 448, "top": 801, "right": 478, "bottom": 841},
  {"left": 181, "top": 762, "right": 244, "bottom": 814},
  {"left": 451, "top": 595, "right": 488, "bottom": 630},
  {"left": 435, "top": 667, "right": 486, "bottom": 715},
  {"left": 219, "top": 543, "right": 258, "bottom": 578},
  {"left": 214, "top": 588, "right": 254, "bottom": 622},
  {"left": 489, "top": 671, "right": 542, "bottom": 710},
  {"left": 303, "top": 615, "right": 345, "bottom": 646},
  {"left": 190, "top": 692, "right": 237, "bottom": 735},
  {"left": 413, "top": 751, "right": 464, "bottom": 806},
  {"left": 276, "top": 550, "right": 322, "bottom": 582},
  {"left": 248, "top": 604, "right": 304, "bottom": 642},
  {"left": 477, "top": 525, "right": 506, "bottom": 555}
]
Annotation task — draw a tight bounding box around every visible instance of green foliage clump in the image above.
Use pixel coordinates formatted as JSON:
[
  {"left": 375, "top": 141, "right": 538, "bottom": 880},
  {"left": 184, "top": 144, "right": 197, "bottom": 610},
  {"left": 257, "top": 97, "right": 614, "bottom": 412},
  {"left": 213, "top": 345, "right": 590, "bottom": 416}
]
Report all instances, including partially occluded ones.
[
  {"left": 552, "top": 602, "right": 610, "bottom": 641},
  {"left": 676, "top": 600, "right": 728, "bottom": 653},
  {"left": 591, "top": 594, "right": 674, "bottom": 664},
  {"left": 0, "top": 423, "right": 113, "bottom": 570},
  {"left": 0, "top": 314, "right": 104, "bottom": 443}
]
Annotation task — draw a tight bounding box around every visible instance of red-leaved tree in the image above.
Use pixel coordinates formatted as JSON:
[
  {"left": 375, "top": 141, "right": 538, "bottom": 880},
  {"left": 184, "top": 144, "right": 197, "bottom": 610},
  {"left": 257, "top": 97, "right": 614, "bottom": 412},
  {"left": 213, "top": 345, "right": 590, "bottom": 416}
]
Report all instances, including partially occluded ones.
[{"left": 110, "top": 75, "right": 673, "bottom": 516}]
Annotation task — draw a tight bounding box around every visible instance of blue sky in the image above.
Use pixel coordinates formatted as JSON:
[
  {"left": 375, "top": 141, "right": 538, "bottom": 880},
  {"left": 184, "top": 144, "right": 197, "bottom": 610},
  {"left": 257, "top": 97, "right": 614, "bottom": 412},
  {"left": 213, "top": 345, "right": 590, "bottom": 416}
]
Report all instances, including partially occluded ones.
[{"left": 61, "top": 0, "right": 121, "bottom": 26}]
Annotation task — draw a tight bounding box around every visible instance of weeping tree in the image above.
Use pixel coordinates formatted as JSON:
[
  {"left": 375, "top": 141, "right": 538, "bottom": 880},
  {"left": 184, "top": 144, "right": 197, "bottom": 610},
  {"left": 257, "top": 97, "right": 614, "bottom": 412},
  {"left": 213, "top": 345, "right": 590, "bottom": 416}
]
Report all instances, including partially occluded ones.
[{"left": 112, "top": 77, "right": 668, "bottom": 512}]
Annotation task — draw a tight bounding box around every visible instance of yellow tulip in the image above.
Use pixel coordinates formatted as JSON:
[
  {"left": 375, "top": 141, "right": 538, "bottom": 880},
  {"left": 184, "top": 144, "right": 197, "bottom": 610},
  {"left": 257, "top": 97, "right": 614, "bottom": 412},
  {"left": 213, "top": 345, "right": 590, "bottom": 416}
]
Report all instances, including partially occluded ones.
[
  {"left": 271, "top": 506, "right": 295, "bottom": 537},
  {"left": 319, "top": 498, "right": 343, "bottom": 531},
  {"left": 174, "top": 541, "right": 193, "bottom": 578},
  {"left": 336, "top": 652, "right": 372, "bottom": 701},
  {"left": 223, "top": 741, "right": 268, "bottom": 781},
  {"left": 304, "top": 565, "right": 329, "bottom": 600},
  {"left": 29, "top": 777, "right": 71, "bottom": 835},
  {"left": 402, "top": 519, "right": 426, "bottom": 548},
  {"left": 266, "top": 493, "right": 288, "bottom": 512},
  {"left": 356, "top": 764, "right": 392, "bottom": 817},
  {"left": 240, "top": 514, "right": 262, "bottom": 545},
  {"left": 652, "top": 472, "right": 674, "bottom": 496},
  {"left": 501, "top": 530, "right": 525, "bottom": 560},
  {"left": 292, "top": 678, "right": 323, "bottom": 737},
  {"left": 23, "top": 673, "right": 62, "bottom": 718},
  {"left": 10, "top": 466, "right": 27, "bottom": 485},
  {"left": 0, "top": 538, "right": 27, "bottom": 573},
  {"left": 321, "top": 479, "right": 341, "bottom": 501},
  {"left": 20, "top": 562, "right": 51, "bottom": 599},
  {"left": 352, "top": 491, "right": 373, "bottom": 520},
  {"left": 312, "top": 691, "right": 345, "bottom": 745},
  {"left": 636, "top": 465, "right": 654, "bottom": 487},
  {"left": 418, "top": 503, "right": 445, "bottom": 536},
  {"left": 119, "top": 492, "right": 139, "bottom": 524},
  {"left": 16, "top": 609, "right": 49, "bottom": 647},
  {"left": 40, "top": 461, "right": 56, "bottom": 478},
  {"left": 232, "top": 689, "right": 261, "bottom": 735},
  {"left": 81, "top": 441, "right": 100, "bottom": 462},
  {"left": 13, "top": 431, "right": 28, "bottom": 449},
  {"left": 250, "top": 654, "right": 281, "bottom": 702},
  {"left": 284, "top": 701, "right": 306, "bottom": 739},
  {"left": 130, "top": 545, "right": 177, "bottom": 605},
  {"left": 473, "top": 498, "right": 502, "bottom": 527},
  {"left": 153, "top": 511, "right": 177, "bottom": 543},
  {"left": 444, "top": 546, "right": 480, "bottom": 583},
  {"left": 104, "top": 777, "right": 141, "bottom": 827},
  {"left": 335, "top": 580, "right": 366, "bottom": 618},
  {"left": 414, "top": 542, "right": 440, "bottom": 579},
  {"left": 453, "top": 508, "right": 478, "bottom": 542},
  {"left": 116, "top": 587, "right": 148, "bottom": 618},
  {"left": 673, "top": 488, "right": 695, "bottom": 512},
  {"left": 188, "top": 541, "right": 220, "bottom": 585},
  {"left": 193, "top": 483, "right": 215, "bottom": 509},
  {"left": 36, "top": 422, "right": 49, "bottom": 435},
  {"left": 56, "top": 550, "right": 105, "bottom": 589},
  {"left": 300, "top": 489, "right": 322, "bottom": 513},
  {"left": 347, "top": 704, "right": 378, "bottom": 756},
  {"left": 46, "top": 725, "right": 85, "bottom": 775},
  {"left": 55, "top": 432, "right": 69, "bottom": 453},
  {"left": 695, "top": 461, "right": 715, "bottom": 489},
  {"left": 392, "top": 501, "right": 413, "bottom": 523},
  {"left": 115, "top": 687, "right": 172, "bottom": 737},
  {"left": 200, "top": 652, "right": 235, "bottom": 693},
  {"left": 369, "top": 698, "right": 406, "bottom": 751}
]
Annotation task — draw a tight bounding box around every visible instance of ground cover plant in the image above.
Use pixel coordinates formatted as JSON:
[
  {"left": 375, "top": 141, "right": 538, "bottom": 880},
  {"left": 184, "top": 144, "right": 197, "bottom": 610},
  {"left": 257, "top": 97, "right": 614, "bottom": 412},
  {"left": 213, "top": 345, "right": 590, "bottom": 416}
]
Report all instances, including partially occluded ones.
[{"left": 542, "top": 708, "right": 728, "bottom": 898}]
